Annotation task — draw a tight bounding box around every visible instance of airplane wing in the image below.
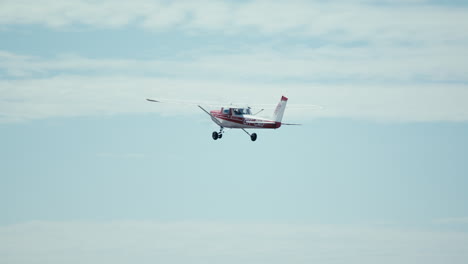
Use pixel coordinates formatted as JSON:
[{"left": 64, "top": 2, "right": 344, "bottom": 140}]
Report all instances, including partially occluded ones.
[
  {"left": 146, "top": 98, "right": 322, "bottom": 111},
  {"left": 146, "top": 98, "right": 200, "bottom": 106},
  {"left": 146, "top": 98, "right": 240, "bottom": 108}
]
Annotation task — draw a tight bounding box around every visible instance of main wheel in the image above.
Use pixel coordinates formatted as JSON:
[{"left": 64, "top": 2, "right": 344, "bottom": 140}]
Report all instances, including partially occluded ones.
[
  {"left": 218, "top": 133, "right": 223, "bottom": 139},
  {"left": 212, "top": 131, "right": 219, "bottom": 140},
  {"left": 250, "top": 133, "right": 257, "bottom": 141}
]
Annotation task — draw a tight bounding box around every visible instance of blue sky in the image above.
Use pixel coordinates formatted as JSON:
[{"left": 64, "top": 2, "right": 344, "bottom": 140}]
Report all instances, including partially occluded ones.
[{"left": 1, "top": 0, "right": 468, "bottom": 263}]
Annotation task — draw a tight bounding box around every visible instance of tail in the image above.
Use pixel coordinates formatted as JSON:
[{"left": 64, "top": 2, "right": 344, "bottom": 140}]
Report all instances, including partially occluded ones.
[{"left": 273, "top": 96, "right": 288, "bottom": 122}]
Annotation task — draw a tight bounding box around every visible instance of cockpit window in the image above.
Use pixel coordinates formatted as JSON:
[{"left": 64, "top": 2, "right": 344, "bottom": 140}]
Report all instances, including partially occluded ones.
[{"left": 233, "top": 108, "right": 251, "bottom": 115}]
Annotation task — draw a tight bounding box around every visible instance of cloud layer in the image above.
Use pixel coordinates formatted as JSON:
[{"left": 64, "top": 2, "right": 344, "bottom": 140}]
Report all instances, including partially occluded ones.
[
  {"left": 1, "top": 0, "right": 467, "bottom": 122},
  {"left": 1, "top": 75, "right": 468, "bottom": 123},
  {"left": 1, "top": 220, "right": 467, "bottom": 264},
  {"left": 2, "top": 0, "right": 468, "bottom": 40}
]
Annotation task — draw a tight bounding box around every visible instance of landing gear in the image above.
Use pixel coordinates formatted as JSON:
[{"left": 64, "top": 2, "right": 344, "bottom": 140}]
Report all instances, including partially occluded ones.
[
  {"left": 212, "top": 127, "right": 224, "bottom": 140},
  {"left": 212, "top": 131, "right": 219, "bottom": 140},
  {"left": 212, "top": 127, "right": 258, "bottom": 141},
  {"left": 250, "top": 133, "right": 257, "bottom": 142},
  {"left": 242, "top": 129, "right": 258, "bottom": 142}
]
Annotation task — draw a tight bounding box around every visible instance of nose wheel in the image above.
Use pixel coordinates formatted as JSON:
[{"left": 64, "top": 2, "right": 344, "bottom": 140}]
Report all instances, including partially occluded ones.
[
  {"left": 212, "top": 131, "right": 219, "bottom": 140},
  {"left": 212, "top": 127, "right": 224, "bottom": 140}
]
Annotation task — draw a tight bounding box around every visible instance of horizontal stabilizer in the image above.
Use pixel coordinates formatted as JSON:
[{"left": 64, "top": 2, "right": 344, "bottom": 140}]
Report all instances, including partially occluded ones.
[{"left": 281, "top": 123, "right": 302, "bottom": 125}]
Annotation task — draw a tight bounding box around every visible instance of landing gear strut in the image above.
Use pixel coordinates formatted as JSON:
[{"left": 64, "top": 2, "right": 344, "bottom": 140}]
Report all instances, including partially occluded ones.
[
  {"left": 242, "top": 129, "right": 257, "bottom": 142},
  {"left": 212, "top": 127, "right": 224, "bottom": 140}
]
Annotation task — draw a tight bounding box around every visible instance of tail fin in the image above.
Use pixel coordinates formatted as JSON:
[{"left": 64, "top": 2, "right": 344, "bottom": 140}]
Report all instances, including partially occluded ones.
[{"left": 273, "top": 96, "right": 288, "bottom": 122}]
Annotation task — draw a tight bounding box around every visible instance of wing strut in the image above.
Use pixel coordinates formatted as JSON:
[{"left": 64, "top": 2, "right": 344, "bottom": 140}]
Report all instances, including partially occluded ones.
[
  {"left": 198, "top": 105, "right": 223, "bottom": 127},
  {"left": 241, "top": 128, "right": 252, "bottom": 136}
]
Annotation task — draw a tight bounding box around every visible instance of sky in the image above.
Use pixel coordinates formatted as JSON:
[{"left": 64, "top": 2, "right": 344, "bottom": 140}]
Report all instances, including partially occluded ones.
[{"left": 1, "top": 0, "right": 468, "bottom": 263}]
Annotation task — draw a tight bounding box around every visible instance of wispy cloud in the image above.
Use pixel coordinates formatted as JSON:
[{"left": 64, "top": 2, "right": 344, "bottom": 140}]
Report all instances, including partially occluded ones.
[
  {"left": 2, "top": 45, "right": 467, "bottom": 83},
  {"left": 1, "top": 50, "right": 468, "bottom": 122},
  {"left": 1, "top": 0, "right": 468, "bottom": 42},
  {"left": 1, "top": 74, "right": 468, "bottom": 122},
  {"left": 1, "top": 220, "right": 467, "bottom": 264},
  {"left": 1, "top": 0, "right": 467, "bottom": 123}
]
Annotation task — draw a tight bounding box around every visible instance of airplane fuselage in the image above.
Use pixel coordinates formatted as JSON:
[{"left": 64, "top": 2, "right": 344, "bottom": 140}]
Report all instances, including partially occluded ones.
[{"left": 209, "top": 110, "right": 282, "bottom": 129}]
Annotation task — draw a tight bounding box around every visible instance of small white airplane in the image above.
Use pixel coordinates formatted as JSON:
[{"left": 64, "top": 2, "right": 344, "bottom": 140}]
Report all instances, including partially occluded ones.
[{"left": 147, "top": 96, "right": 307, "bottom": 141}]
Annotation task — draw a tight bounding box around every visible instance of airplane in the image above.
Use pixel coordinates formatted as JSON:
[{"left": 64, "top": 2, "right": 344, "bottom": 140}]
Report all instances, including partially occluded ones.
[{"left": 146, "top": 95, "right": 303, "bottom": 142}]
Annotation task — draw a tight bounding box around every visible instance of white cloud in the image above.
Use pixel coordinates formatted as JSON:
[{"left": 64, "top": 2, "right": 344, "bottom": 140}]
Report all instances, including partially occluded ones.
[
  {"left": 1, "top": 74, "right": 467, "bottom": 123},
  {"left": 1, "top": 220, "right": 467, "bottom": 264},
  {"left": 0, "top": 42, "right": 467, "bottom": 122},
  {"left": 2, "top": 41, "right": 467, "bottom": 82},
  {"left": 1, "top": 0, "right": 467, "bottom": 123},
  {"left": 1, "top": 48, "right": 468, "bottom": 123},
  {"left": 1, "top": 0, "right": 467, "bottom": 45}
]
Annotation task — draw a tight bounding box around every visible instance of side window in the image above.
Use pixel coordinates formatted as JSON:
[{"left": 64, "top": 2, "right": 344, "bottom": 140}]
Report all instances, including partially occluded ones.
[{"left": 223, "top": 109, "right": 229, "bottom": 114}]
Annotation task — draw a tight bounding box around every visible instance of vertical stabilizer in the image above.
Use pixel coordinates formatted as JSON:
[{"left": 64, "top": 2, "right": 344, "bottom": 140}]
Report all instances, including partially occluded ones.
[{"left": 273, "top": 96, "right": 288, "bottom": 122}]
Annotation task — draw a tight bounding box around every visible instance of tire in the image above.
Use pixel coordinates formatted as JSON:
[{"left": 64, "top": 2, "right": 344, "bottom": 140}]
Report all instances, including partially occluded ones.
[
  {"left": 250, "top": 133, "right": 257, "bottom": 141},
  {"left": 212, "top": 131, "right": 219, "bottom": 140},
  {"left": 218, "top": 133, "right": 223, "bottom": 139}
]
